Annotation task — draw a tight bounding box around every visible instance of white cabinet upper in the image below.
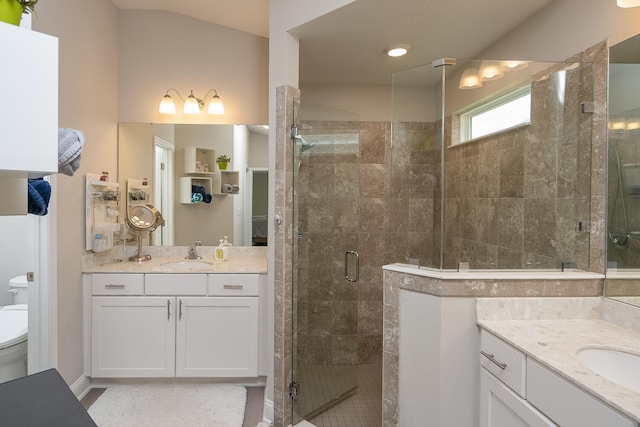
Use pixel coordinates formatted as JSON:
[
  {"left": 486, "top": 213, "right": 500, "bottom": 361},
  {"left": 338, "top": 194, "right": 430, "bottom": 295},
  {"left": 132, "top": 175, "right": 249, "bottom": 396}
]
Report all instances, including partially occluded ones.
[
  {"left": 0, "top": 23, "right": 58, "bottom": 177},
  {"left": 86, "top": 273, "right": 263, "bottom": 379}
]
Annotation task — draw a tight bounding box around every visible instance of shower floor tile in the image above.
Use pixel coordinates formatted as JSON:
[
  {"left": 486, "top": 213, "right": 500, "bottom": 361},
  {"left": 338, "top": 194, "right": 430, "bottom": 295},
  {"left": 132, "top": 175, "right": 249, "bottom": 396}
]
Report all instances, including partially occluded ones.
[{"left": 297, "top": 363, "right": 381, "bottom": 427}]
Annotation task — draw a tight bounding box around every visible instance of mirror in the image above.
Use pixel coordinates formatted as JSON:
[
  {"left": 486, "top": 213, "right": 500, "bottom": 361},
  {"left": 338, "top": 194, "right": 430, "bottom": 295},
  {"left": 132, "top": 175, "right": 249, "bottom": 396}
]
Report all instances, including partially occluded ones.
[
  {"left": 606, "top": 33, "right": 640, "bottom": 307},
  {"left": 126, "top": 204, "right": 165, "bottom": 262},
  {"left": 118, "top": 123, "right": 269, "bottom": 247}
]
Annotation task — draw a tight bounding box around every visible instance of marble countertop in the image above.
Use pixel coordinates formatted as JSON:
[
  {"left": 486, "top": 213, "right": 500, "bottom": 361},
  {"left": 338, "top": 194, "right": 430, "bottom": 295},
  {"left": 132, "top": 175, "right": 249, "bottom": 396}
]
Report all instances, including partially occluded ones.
[
  {"left": 83, "top": 256, "right": 267, "bottom": 274},
  {"left": 478, "top": 318, "right": 640, "bottom": 422}
]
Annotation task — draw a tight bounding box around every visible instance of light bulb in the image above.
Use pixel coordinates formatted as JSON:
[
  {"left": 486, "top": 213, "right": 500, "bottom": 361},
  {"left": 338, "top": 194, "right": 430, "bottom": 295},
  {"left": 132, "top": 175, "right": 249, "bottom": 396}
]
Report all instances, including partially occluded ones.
[
  {"left": 184, "top": 93, "right": 200, "bottom": 114},
  {"left": 159, "top": 95, "right": 176, "bottom": 114},
  {"left": 208, "top": 95, "right": 225, "bottom": 115}
]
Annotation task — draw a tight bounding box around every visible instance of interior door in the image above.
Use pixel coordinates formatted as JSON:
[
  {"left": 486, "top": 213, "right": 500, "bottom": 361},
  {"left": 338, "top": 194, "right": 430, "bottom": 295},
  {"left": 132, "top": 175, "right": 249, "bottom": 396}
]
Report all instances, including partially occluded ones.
[{"left": 291, "top": 99, "right": 361, "bottom": 423}]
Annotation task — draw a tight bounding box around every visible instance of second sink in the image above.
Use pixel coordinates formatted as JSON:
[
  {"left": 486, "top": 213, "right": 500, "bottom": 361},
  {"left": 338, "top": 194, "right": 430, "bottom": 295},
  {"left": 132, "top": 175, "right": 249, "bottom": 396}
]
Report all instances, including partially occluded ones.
[{"left": 577, "top": 347, "right": 640, "bottom": 393}]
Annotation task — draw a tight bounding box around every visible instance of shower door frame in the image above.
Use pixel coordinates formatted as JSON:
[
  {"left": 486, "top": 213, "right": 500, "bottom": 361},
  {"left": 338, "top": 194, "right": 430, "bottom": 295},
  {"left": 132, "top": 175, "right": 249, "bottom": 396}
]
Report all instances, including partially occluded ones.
[{"left": 290, "top": 98, "right": 361, "bottom": 424}]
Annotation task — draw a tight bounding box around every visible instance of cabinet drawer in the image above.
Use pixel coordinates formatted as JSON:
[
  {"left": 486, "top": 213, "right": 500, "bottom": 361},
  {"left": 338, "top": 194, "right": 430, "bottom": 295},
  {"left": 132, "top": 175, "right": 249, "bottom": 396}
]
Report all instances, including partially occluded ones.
[
  {"left": 145, "top": 274, "right": 207, "bottom": 295},
  {"left": 527, "top": 358, "right": 635, "bottom": 427},
  {"left": 92, "top": 274, "right": 144, "bottom": 295},
  {"left": 208, "top": 274, "right": 260, "bottom": 296},
  {"left": 480, "top": 329, "right": 527, "bottom": 398}
]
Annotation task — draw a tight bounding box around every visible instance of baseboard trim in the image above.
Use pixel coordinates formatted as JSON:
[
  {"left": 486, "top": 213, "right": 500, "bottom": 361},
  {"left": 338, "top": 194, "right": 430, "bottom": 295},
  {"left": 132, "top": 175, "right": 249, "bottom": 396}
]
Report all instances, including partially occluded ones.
[
  {"left": 69, "top": 375, "right": 92, "bottom": 400},
  {"left": 263, "top": 397, "right": 274, "bottom": 424}
]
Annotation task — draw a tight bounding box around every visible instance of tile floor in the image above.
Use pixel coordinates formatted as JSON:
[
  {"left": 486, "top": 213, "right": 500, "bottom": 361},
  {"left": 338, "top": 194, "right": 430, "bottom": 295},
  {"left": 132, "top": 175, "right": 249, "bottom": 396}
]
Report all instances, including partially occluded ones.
[{"left": 294, "top": 363, "right": 382, "bottom": 427}]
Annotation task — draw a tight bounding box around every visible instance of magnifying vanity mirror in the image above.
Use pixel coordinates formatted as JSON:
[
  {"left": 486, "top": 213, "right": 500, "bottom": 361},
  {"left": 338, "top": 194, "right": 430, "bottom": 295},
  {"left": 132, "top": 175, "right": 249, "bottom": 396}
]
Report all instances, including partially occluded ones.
[
  {"left": 118, "top": 123, "right": 269, "bottom": 248},
  {"left": 606, "top": 33, "right": 640, "bottom": 307},
  {"left": 126, "top": 204, "right": 165, "bottom": 262}
]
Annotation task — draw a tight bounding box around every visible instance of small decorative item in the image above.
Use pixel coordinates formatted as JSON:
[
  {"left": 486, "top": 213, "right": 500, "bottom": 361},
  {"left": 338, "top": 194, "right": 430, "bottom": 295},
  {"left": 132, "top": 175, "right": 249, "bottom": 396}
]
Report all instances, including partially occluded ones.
[
  {"left": 216, "top": 154, "right": 230, "bottom": 171},
  {"left": 0, "top": 0, "right": 37, "bottom": 26}
]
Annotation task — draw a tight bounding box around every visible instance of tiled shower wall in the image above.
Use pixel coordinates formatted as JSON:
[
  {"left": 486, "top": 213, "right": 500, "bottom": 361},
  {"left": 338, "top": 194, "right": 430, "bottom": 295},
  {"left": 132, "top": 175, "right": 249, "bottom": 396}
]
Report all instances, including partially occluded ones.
[
  {"left": 441, "top": 44, "right": 607, "bottom": 272},
  {"left": 293, "top": 118, "right": 440, "bottom": 368}
]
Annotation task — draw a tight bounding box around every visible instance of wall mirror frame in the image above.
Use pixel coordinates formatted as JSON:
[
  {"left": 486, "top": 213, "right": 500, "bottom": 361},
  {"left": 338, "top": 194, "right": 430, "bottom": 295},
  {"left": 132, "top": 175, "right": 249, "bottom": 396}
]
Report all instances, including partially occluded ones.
[
  {"left": 606, "top": 33, "right": 640, "bottom": 307},
  {"left": 117, "top": 123, "right": 269, "bottom": 248}
]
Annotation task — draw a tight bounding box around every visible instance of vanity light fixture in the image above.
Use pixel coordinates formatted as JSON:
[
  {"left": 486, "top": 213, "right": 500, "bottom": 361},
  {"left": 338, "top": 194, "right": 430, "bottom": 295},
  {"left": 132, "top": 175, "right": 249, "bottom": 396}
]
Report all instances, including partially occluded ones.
[
  {"left": 459, "top": 67, "right": 482, "bottom": 89},
  {"left": 618, "top": 0, "right": 640, "bottom": 7},
  {"left": 478, "top": 61, "right": 504, "bottom": 81},
  {"left": 500, "top": 60, "right": 528, "bottom": 71},
  {"left": 384, "top": 44, "right": 410, "bottom": 57},
  {"left": 159, "top": 88, "right": 225, "bottom": 115}
]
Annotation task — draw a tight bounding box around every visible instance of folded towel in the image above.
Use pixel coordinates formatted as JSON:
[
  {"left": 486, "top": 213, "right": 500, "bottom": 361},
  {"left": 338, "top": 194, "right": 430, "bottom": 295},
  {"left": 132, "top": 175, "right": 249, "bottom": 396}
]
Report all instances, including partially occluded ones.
[
  {"left": 28, "top": 178, "right": 51, "bottom": 216},
  {"left": 231, "top": 184, "right": 240, "bottom": 194},
  {"left": 58, "top": 128, "right": 86, "bottom": 176},
  {"left": 203, "top": 193, "right": 212, "bottom": 203},
  {"left": 222, "top": 183, "right": 233, "bottom": 193}
]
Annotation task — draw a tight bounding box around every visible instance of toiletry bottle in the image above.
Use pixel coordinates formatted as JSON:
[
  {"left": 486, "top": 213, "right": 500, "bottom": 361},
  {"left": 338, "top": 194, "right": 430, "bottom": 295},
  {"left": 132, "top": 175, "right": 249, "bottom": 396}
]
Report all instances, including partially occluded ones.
[
  {"left": 223, "top": 236, "right": 233, "bottom": 246},
  {"left": 93, "top": 233, "right": 103, "bottom": 252},
  {"left": 100, "top": 171, "right": 110, "bottom": 182},
  {"left": 215, "top": 239, "right": 228, "bottom": 261}
]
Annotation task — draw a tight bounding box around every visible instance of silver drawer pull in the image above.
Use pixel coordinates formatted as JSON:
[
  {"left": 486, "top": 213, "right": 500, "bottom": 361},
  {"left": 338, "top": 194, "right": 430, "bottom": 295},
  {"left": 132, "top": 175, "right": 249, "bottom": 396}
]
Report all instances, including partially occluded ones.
[
  {"left": 481, "top": 351, "right": 507, "bottom": 369},
  {"left": 223, "top": 284, "right": 243, "bottom": 290},
  {"left": 105, "top": 284, "right": 126, "bottom": 289}
]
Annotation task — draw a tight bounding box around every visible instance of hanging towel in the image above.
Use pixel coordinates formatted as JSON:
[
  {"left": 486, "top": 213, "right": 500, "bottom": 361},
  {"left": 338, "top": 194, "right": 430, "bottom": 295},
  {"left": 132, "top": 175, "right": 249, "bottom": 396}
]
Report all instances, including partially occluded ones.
[
  {"left": 27, "top": 178, "right": 51, "bottom": 216},
  {"left": 58, "top": 128, "right": 86, "bottom": 176}
]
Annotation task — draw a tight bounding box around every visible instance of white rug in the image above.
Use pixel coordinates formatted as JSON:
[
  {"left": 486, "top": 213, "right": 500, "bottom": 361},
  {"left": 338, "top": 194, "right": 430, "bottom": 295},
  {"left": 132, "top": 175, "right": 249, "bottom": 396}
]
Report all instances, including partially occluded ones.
[{"left": 87, "top": 384, "right": 247, "bottom": 427}]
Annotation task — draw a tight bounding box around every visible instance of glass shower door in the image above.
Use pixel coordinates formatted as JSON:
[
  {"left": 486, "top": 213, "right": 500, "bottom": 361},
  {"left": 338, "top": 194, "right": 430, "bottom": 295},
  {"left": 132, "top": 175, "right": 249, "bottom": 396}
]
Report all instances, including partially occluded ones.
[{"left": 291, "top": 99, "right": 361, "bottom": 424}]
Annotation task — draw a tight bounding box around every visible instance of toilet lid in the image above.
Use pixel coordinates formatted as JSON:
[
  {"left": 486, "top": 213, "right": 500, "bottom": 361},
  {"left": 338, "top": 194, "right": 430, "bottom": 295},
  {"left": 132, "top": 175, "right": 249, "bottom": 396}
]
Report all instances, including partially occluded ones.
[{"left": 0, "top": 305, "right": 27, "bottom": 349}]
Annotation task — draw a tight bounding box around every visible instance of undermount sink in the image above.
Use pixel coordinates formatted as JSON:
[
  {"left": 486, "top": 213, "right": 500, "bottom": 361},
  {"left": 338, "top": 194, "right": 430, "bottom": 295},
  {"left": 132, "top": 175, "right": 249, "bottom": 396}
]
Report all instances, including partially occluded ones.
[
  {"left": 160, "top": 260, "right": 213, "bottom": 269},
  {"left": 576, "top": 347, "right": 640, "bottom": 393}
]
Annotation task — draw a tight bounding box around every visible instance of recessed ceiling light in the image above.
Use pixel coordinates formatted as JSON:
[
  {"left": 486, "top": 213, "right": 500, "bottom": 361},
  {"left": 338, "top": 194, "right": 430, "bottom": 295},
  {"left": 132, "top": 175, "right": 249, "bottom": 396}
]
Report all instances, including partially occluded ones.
[{"left": 384, "top": 44, "right": 410, "bottom": 57}]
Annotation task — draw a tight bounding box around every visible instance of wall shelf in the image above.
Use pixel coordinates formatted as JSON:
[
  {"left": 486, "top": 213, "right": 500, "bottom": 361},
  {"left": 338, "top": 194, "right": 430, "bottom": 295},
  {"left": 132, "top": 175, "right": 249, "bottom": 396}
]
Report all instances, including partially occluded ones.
[
  {"left": 85, "top": 173, "right": 121, "bottom": 251},
  {"left": 184, "top": 147, "right": 216, "bottom": 175},
  {"left": 179, "top": 176, "right": 213, "bottom": 204},
  {"left": 214, "top": 171, "right": 240, "bottom": 195}
]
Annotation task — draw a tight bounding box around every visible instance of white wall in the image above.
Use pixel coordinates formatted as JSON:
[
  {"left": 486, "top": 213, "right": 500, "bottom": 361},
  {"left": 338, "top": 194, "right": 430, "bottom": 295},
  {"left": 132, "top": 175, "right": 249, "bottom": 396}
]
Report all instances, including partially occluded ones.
[{"left": 33, "top": 0, "right": 120, "bottom": 385}]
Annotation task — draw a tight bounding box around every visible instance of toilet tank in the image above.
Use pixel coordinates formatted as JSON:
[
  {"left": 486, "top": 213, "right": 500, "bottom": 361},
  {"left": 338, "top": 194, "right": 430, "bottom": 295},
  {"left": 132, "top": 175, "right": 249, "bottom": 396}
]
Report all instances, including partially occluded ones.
[{"left": 9, "top": 275, "right": 28, "bottom": 305}]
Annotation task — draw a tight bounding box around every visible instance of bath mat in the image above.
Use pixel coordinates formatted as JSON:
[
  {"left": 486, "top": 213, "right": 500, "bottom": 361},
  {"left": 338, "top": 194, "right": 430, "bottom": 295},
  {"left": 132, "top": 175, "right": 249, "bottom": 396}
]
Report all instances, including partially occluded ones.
[{"left": 87, "top": 383, "right": 246, "bottom": 427}]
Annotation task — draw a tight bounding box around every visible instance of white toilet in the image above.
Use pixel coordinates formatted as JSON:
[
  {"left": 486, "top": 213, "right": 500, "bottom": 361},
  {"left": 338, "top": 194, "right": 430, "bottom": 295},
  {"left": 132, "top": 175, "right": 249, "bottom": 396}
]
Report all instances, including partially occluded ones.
[{"left": 0, "top": 275, "right": 28, "bottom": 383}]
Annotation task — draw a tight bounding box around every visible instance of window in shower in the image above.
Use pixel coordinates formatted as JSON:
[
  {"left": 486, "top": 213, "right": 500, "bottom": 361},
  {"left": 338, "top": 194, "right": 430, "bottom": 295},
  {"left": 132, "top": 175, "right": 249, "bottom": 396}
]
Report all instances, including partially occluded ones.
[{"left": 458, "top": 83, "right": 531, "bottom": 143}]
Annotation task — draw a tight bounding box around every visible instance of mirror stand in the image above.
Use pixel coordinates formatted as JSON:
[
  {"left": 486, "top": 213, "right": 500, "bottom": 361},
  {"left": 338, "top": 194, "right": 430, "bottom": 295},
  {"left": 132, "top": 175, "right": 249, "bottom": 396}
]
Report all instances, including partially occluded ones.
[{"left": 129, "top": 232, "right": 152, "bottom": 262}]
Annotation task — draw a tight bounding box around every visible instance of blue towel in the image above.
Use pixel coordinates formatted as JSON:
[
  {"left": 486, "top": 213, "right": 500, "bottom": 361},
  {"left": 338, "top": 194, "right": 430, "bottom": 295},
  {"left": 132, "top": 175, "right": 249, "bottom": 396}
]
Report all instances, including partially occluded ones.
[
  {"left": 28, "top": 178, "right": 51, "bottom": 216},
  {"left": 58, "top": 128, "right": 86, "bottom": 176},
  {"left": 192, "top": 185, "right": 212, "bottom": 203}
]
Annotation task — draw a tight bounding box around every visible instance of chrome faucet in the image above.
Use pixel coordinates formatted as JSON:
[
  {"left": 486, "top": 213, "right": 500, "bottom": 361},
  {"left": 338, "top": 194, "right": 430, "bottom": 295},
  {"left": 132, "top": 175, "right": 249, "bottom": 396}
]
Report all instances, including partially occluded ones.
[{"left": 186, "top": 240, "right": 202, "bottom": 259}]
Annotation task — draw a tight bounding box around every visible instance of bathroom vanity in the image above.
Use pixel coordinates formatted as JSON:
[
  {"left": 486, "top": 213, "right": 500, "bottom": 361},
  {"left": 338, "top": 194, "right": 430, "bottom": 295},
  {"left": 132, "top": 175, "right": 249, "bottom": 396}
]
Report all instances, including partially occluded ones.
[
  {"left": 82, "top": 249, "right": 267, "bottom": 380},
  {"left": 477, "top": 298, "right": 640, "bottom": 427}
]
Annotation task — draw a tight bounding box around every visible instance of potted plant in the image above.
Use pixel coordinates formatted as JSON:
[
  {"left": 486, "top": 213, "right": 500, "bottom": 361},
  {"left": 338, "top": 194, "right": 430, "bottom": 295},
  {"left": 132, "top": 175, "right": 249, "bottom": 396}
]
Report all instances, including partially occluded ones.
[
  {"left": 0, "top": 0, "right": 37, "bottom": 26},
  {"left": 216, "top": 155, "right": 230, "bottom": 171}
]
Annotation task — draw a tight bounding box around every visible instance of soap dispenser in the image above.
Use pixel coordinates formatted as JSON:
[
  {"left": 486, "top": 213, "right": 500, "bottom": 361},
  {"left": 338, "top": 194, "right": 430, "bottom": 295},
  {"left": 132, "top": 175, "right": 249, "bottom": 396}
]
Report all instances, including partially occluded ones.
[
  {"left": 223, "top": 236, "right": 233, "bottom": 246},
  {"left": 215, "top": 239, "right": 228, "bottom": 261}
]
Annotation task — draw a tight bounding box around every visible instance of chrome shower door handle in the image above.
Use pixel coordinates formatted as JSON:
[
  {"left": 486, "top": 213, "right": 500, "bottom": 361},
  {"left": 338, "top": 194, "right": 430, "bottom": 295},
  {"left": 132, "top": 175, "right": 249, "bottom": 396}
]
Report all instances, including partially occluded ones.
[{"left": 345, "top": 251, "right": 360, "bottom": 282}]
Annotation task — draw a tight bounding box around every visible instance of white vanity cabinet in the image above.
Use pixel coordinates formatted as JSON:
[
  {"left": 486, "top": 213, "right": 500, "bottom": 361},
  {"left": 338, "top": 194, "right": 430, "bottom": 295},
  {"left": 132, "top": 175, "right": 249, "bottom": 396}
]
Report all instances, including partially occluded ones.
[
  {"left": 479, "top": 329, "right": 637, "bottom": 427},
  {"left": 91, "top": 295, "right": 176, "bottom": 377},
  {"left": 479, "top": 330, "right": 554, "bottom": 427},
  {"left": 86, "top": 272, "right": 262, "bottom": 379}
]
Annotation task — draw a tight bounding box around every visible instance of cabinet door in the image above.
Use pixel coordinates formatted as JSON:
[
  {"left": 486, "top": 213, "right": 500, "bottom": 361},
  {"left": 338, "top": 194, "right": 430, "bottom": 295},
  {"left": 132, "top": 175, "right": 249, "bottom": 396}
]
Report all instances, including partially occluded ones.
[
  {"left": 176, "top": 297, "right": 259, "bottom": 377},
  {"left": 480, "top": 368, "right": 556, "bottom": 427},
  {"left": 91, "top": 296, "right": 176, "bottom": 377},
  {"left": 1, "top": 24, "right": 58, "bottom": 176}
]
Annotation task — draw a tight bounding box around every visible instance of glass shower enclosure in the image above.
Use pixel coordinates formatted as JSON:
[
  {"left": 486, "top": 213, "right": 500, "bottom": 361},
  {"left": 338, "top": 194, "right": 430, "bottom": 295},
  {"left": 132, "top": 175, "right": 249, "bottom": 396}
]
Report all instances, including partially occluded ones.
[{"left": 290, "top": 99, "right": 361, "bottom": 424}]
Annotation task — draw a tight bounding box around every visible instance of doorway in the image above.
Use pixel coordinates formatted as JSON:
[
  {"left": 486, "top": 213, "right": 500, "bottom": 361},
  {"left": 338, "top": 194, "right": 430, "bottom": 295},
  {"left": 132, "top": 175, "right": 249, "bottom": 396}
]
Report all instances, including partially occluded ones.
[{"left": 153, "top": 137, "right": 175, "bottom": 245}]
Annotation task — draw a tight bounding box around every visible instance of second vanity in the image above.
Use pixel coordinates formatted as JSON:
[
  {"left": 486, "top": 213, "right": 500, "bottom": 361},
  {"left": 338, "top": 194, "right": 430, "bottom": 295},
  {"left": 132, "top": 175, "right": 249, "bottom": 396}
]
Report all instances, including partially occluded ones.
[
  {"left": 477, "top": 298, "right": 640, "bottom": 427},
  {"left": 82, "top": 247, "right": 268, "bottom": 380}
]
